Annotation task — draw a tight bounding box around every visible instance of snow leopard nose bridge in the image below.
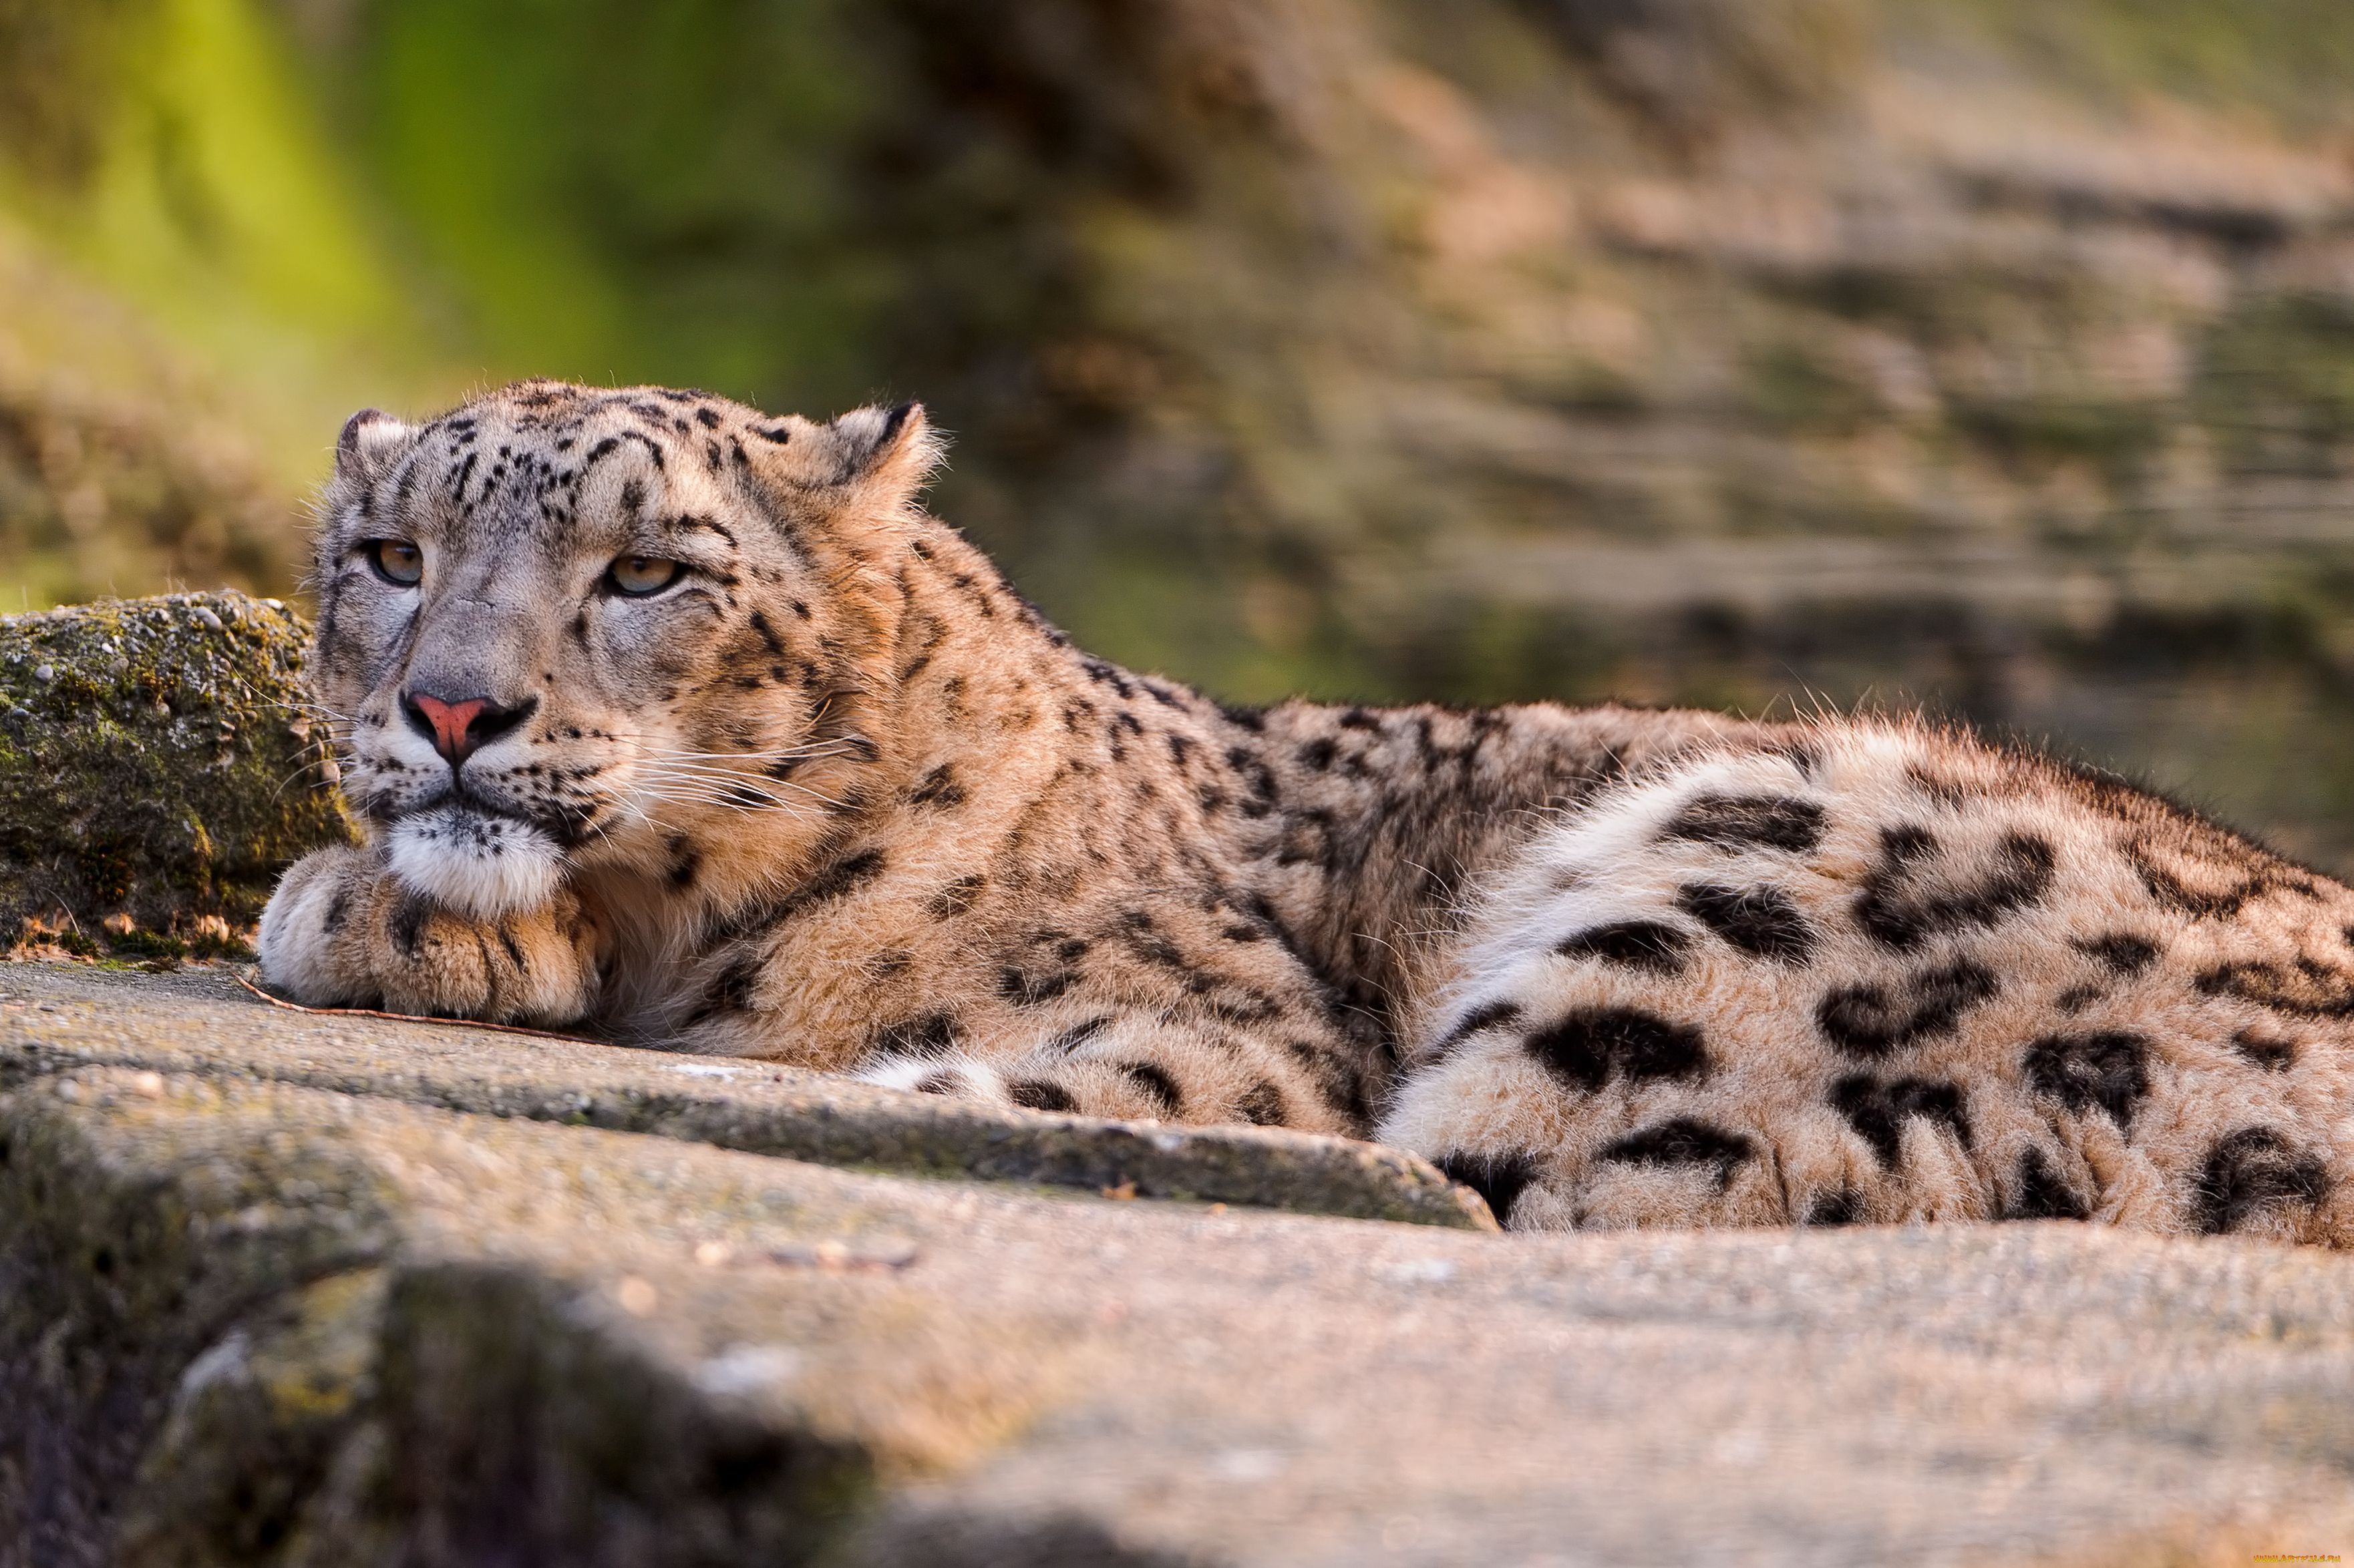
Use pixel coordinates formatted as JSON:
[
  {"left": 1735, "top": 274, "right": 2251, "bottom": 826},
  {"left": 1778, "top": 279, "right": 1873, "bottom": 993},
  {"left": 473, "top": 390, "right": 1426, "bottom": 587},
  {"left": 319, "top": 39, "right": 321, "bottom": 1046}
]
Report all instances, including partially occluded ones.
[{"left": 398, "top": 588, "right": 550, "bottom": 753}]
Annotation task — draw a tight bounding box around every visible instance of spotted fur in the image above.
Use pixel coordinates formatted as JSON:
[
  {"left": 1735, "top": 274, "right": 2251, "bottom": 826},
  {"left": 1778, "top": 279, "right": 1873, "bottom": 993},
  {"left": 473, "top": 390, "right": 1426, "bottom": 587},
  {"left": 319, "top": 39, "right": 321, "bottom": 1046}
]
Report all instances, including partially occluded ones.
[
  {"left": 262, "top": 381, "right": 2354, "bottom": 1245},
  {"left": 1387, "top": 731, "right": 2354, "bottom": 1243}
]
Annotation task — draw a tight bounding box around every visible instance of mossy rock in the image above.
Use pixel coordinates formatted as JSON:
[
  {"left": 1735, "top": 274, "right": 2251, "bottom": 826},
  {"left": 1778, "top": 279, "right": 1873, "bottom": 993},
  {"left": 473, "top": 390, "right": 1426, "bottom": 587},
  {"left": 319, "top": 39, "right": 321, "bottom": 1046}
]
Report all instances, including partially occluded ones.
[{"left": 0, "top": 592, "right": 356, "bottom": 957}]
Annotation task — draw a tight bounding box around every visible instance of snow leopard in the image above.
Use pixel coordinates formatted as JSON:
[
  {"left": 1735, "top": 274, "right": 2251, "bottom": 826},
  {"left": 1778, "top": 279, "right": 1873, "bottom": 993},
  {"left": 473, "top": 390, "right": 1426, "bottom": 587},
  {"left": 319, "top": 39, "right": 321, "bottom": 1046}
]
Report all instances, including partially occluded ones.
[{"left": 259, "top": 381, "right": 2354, "bottom": 1244}]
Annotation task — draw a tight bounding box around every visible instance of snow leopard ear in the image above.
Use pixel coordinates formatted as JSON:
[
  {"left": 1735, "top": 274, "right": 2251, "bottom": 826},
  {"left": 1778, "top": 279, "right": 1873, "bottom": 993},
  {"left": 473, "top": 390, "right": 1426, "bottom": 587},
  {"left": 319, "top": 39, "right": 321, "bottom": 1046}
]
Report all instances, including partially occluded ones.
[
  {"left": 830, "top": 401, "right": 945, "bottom": 504},
  {"left": 743, "top": 401, "right": 945, "bottom": 521},
  {"left": 333, "top": 408, "right": 417, "bottom": 484}
]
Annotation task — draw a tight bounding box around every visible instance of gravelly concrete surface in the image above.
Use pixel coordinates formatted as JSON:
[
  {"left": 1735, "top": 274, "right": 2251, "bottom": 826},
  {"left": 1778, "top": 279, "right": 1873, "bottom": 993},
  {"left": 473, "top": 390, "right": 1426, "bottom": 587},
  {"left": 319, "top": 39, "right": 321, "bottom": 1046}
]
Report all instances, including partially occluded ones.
[{"left": 4, "top": 960, "right": 2353, "bottom": 1567}]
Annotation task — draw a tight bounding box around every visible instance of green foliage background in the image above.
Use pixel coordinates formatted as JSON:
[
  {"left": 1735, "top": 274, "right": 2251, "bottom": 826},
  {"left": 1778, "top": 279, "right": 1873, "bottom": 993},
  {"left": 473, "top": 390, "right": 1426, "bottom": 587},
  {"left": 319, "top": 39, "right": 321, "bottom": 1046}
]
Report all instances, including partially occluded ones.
[{"left": 11, "top": 0, "right": 2354, "bottom": 864}]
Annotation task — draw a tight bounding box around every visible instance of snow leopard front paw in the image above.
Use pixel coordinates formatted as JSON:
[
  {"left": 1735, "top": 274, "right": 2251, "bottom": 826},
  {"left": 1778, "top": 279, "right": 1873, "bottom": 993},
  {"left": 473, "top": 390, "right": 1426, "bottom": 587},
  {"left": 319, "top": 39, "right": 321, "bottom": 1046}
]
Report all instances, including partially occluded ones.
[{"left": 259, "top": 842, "right": 601, "bottom": 1026}]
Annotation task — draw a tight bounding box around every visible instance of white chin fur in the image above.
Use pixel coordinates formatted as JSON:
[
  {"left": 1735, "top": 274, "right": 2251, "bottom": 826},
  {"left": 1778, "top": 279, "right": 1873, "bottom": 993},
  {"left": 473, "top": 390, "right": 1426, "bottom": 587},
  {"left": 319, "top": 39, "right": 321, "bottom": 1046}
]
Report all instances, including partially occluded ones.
[{"left": 386, "top": 805, "right": 564, "bottom": 920}]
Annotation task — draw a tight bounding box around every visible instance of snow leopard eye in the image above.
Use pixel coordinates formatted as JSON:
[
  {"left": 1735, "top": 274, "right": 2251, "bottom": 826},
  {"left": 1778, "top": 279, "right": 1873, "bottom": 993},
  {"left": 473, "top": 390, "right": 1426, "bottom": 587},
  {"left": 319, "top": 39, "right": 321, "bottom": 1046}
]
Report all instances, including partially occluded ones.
[
  {"left": 604, "top": 554, "right": 684, "bottom": 597},
  {"left": 364, "top": 539, "right": 423, "bottom": 587}
]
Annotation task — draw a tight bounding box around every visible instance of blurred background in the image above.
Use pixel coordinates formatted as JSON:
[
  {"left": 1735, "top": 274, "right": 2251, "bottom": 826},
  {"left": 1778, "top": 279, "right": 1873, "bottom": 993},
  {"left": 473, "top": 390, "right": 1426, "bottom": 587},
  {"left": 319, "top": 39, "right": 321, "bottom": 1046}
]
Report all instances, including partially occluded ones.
[{"left": 7, "top": 0, "right": 2354, "bottom": 864}]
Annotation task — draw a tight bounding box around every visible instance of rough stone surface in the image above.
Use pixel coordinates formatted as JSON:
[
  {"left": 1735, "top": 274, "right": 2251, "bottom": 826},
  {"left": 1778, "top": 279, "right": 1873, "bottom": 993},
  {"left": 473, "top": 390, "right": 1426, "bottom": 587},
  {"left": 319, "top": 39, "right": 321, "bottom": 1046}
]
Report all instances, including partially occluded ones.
[
  {"left": 7, "top": 962, "right": 2354, "bottom": 1567},
  {"left": 0, "top": 966, "right": 1487, "bottom": 1231},
  {"left": 0, "top": 593, "right": 355, "bottom": 955}
]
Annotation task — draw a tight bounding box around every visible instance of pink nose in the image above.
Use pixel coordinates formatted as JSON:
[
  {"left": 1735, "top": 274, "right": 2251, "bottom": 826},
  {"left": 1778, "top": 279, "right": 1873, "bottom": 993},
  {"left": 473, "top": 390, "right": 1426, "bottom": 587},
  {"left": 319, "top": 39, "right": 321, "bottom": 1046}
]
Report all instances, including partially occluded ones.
[
  {"left": 408, "top": 693, "right": 488, "bottom": 763},
  {"left": 399, "top": 688, "right": 538, "bottom": 768}
]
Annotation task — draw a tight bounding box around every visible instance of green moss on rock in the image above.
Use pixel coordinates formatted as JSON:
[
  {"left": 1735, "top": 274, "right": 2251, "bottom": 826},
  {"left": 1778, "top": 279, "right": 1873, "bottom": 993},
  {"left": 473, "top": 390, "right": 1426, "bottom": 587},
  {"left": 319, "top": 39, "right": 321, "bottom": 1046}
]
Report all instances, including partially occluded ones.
[{"left": 0, "top": 592, "right": 356, "bottom": 954}]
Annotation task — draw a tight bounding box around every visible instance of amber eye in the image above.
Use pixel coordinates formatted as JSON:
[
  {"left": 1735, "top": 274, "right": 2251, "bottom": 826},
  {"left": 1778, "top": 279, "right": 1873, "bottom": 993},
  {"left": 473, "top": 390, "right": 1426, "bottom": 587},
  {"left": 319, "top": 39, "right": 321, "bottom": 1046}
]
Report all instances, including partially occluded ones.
[
  {"left": 365, "top": 539, "right": 423, "bottom": 586},
  {"left": 605, "top": 554, "right": 683, "bottom": 596}
]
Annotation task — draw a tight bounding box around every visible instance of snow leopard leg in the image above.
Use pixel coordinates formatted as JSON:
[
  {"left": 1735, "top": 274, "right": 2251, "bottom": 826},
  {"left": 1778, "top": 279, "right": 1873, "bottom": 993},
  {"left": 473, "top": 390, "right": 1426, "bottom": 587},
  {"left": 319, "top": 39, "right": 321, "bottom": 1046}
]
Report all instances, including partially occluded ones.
[
  {"left": 856, "top": 1008, "right": 1372, "bottom": 1137},
  {"left": 1380, "top": 726, "right": 2354, "bottom": 1244}
]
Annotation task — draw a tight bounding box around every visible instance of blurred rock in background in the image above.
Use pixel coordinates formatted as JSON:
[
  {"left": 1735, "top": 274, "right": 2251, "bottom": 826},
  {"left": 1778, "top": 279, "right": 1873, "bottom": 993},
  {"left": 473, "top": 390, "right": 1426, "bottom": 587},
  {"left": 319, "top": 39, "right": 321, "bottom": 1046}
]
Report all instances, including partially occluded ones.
[{"left": 7, "top": 0, "right": 2354, "bottom": 863}]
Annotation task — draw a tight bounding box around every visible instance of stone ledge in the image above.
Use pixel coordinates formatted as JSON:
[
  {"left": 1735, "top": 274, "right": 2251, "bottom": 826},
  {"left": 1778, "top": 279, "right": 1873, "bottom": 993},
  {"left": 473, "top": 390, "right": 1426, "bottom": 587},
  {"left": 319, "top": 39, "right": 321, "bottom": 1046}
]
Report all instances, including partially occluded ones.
[
  {"left": 0, "top": 964, "right": 1493, "bottom": 1231},
  {"left": 6, "top": 1032, "right": 2354, "bottom": 1565}
]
